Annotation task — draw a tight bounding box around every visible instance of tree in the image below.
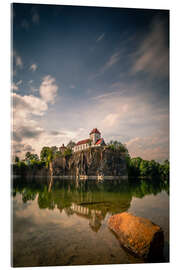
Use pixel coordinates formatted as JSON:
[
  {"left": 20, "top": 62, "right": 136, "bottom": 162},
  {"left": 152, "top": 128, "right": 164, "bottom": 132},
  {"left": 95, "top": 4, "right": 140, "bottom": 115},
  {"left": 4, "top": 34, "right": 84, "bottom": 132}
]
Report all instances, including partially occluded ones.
[
  {"left": 40, "top": 146, "right": 60, "bottom": 161},
  {"left": 54, "top": 151, "right": 62, "bottom": 159},
  {"left": 67, "top": 140, "right": 76, "bottom": 149},
  {"left": 64, "top": 148, "right": 72, "bottom": 157},
  {"left": 43, "top": 148, "right": 54, "bottom": 169},
  {"left": 51, "top": 146, "right": 58, "bottom": 155},
  {"left": 148, "top": 160, "right": 159, "bottom": 177},
  {"left": 159, "top": 160, "right": 169, "bottom": 179},
  {"left": 14, "top": 156, "right": 19, "bottom": 163},
  {"left": 25, "top": 152, "right": 39, "bottom": 161},
  {"left": 128, "top": 157, "right": 142, "bottom": 177},
  {"left": 107, "top": 140, "right": 128, "bottom": 153},
  {"left": 127, "top": 156, "right": 169, "bottom": 179},
  {"left": 40, "top": 147, "right": 51, "bottom": 162},
  {"left": 139, "top": 159, "right": 150, "bottom": 177},
  {"left": 25, "top": 152, "right": 31, "bottom": 160}
]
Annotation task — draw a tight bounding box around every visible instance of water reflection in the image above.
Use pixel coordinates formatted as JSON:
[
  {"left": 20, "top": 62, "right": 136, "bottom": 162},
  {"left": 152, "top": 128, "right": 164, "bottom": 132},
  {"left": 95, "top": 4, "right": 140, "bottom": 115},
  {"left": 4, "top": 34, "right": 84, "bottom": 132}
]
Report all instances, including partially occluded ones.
[
  {"left": 12, "top": 178, "right": 169, "bottom": 266},
  {"left": 13, "top": 178, "right": 169, "bottom": 233}
]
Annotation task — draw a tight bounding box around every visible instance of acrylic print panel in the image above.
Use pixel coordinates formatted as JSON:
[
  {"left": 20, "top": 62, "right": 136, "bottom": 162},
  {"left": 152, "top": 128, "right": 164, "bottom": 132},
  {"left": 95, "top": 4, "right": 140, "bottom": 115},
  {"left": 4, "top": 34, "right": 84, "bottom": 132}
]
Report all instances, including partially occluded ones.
[{"left": 11, "top": 2, "right": 169, "bottom": 267}]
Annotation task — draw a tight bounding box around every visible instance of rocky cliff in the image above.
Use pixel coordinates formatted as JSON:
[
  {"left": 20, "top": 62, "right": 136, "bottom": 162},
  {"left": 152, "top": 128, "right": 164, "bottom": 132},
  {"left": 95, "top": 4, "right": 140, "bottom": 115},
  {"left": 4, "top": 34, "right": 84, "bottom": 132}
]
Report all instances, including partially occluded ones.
[{"left": 52, "top": 147, "right": 127, "bottom": 177}]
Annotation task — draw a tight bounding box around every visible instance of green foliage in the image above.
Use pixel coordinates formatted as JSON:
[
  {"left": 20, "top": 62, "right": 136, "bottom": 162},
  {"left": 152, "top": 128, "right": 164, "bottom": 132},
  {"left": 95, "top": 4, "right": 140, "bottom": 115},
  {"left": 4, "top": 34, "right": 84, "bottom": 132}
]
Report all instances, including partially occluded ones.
[
  {"left": 25, "top": 152, "right": 39, "bottom": 162},
  {"left": 88, "top": 139, "right": 92, "bottom": 146},
  {"left": 12, "top": 161, "right": 27, "bottom": 175},
  {"left": 40, "top": 146, "right": 54, "bottom": 168},
  {"left": 17, "top": 161, "right": 27, "bottom": 169},
  {"left": 22, "top": 188, "right": 37, "bottom": 203},
  {"left": 13, "top": 177, "right": 169, "bottom": 213},
  {"left": 40, "top": 147, "right": 51, "bottom": 161},
  {"left": 67, "top": 140, "right": 76, "bottom": 149},
  {"left": 139, "top": 160, "right": 151, "bottom": 176},
  {"left": 40, "top": 146, "right": 60, "bottom": 166},
  {"left": 159, "top": 160, "right": 169, "bottom": 178},
  {"left": 29, "top": 160, "right": 46, "bottom": 169},
  {"left": 51, "top": 146, "right": 58, "bottom": 155},
  {"left": 14, "top": 156, "right": 19, "bottom": 163},
  {"left": 107, "top": 140, "right": 128, "bottom": 153},
  {"left": 128, "top": 157, "right": 169, "bottom": 179},
  {"left": 128, "top": 157, "right": 142, "bottom": 176},
  {"left": 63, "top": 148, "right": 72, "bottom": 157},
  {"left": 54, "top": 151, "right": 62, "bottom": 159}
]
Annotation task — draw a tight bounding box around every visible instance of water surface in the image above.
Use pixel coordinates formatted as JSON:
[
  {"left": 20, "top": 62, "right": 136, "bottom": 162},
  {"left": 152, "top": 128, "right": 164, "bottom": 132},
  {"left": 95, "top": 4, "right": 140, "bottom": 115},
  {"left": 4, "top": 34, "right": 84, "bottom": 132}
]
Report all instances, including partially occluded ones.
[{"left": 12, "top": 178, "right": 169, "bottom": 267}]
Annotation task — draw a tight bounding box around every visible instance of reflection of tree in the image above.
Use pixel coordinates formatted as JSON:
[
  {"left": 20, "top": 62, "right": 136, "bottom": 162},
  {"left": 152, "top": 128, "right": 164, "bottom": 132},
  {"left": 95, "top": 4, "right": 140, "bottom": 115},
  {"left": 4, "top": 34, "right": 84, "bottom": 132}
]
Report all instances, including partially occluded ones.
[
  {"left": 130, "top": 178, "right": 169, "bottom": 199},
  {"left": 38, "top": 186, "right": 55, "bottom": 210},
  {"left": 21, "top": 188, "right": 37, "bottom": 203},
  {"left": 13, "top": 177, "right": 169, "bottom": 231}
]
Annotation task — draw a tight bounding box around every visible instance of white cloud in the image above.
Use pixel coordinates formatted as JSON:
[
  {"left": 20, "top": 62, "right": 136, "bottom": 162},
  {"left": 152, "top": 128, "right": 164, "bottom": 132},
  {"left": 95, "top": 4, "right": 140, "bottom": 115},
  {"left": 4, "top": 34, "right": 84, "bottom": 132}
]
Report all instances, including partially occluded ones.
[
  {"left": 30, "top": 86, "right": 38, "bottom": 93},
  {"left": 30, "top": 63, "right": 38, "bottom": 71},
  {"left": 13, "top": 51, "right": 23, "bottom": 68},
  {"left": 11, "top": 81, "right": 22, "bottom": 91},
  {"left": 15, "top": 56, "right": 23, "bottom": 68},
  {"left": 132, "top": 18, "right": 169, "bottom": 77},
  {"left": 69, "top": 86, "right": 168, "bottom": 162},
  {"left": 13, "top": 93, "right": 48, "bottom": 119},
  {"left": 39, "top": 75, "right": 58, "bottom": 104},
  {"left": 92, "top": 51, "right": 121, "bottom": 79},
  {"left": 96, "top": 33, "right": 105, "bottom": 42},
  {"left": 102, "top": 113, "right": 119, "bottom": 127},
  {"left": 12, "top": 83, "right": 19, "bottom": 91},
  {"left": 102, "top": 52, "right": 120, "bottom": 72},
  {"left": 12, "top": 75, "right": 60, "bottom": 158},
  {"left": 125, "top": 135, "right": 169, "bottom": 162},
  {"left": 16, "top": 80, "right": 22, "bottom": 86},
  {"left": 12, "top": 92, "right": 48, "bottom": 158},
  {"left": 92, "top": 91, "right": 119, "bottom": 101}
]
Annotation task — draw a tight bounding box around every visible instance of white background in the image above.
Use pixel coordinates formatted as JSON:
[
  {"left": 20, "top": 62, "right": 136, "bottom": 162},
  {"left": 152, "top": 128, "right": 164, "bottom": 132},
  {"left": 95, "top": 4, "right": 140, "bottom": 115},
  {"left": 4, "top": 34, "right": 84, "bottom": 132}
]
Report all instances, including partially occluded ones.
[{"left": 0, "top": 0, "right": 179, "bottom": 269}]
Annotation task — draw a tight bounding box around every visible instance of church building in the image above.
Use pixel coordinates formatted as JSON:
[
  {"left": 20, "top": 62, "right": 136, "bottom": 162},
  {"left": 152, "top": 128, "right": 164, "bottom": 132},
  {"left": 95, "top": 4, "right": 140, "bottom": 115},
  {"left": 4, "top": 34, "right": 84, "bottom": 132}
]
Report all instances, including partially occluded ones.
[{"left": 73, "top": 128, "right": 106, "bottom": 152}]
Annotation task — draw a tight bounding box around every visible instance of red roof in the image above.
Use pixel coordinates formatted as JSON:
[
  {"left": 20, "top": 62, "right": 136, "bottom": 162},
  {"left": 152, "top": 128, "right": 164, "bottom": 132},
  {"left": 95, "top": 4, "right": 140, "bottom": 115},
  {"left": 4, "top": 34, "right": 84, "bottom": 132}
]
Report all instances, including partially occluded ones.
[
  {"left": 89, "top": 128, "right": 101, "bottom": 135},
  {"left": 76, "top": 139, "right": 90, "bottom": 146},
  {"left": 95, "top": 138, "right": 103, "bottom": 145}
]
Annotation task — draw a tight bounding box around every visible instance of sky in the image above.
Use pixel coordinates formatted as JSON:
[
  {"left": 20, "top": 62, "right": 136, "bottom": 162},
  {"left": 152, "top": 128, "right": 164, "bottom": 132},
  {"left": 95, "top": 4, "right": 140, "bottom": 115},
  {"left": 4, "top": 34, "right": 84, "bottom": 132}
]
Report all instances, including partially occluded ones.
[{"left": 12, "top": 3, "right": 169, "bottom": 162}]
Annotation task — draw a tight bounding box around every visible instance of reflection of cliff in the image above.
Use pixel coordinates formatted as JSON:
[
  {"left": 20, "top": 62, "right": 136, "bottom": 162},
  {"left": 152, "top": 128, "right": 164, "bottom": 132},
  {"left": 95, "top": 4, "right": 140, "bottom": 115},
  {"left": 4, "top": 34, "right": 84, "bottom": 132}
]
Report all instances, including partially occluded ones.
[
  {"left": 13, "top": 178, "right": 169, "bottom": 232},
  {"left": 37, "top": 181, "right": 132, "bottom": 231},
  {"left": 42, "top": 180, "right": 133, "bottom": 232}
]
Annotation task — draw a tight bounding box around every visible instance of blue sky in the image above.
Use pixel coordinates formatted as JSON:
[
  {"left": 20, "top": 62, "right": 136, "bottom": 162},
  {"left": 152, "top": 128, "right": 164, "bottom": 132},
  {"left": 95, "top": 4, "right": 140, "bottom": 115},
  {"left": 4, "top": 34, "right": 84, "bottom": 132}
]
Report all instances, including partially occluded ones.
[{"left": 12, "top": 3, "right": 169, "bottom": 161}]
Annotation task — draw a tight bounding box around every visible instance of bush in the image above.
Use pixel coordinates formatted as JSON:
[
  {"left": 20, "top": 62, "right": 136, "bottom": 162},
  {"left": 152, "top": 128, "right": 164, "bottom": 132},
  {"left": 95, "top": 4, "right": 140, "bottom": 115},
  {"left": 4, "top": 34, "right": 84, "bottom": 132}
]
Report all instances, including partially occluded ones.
[{"left": 63, "top": 148, "right": 72, "bottom": 157}]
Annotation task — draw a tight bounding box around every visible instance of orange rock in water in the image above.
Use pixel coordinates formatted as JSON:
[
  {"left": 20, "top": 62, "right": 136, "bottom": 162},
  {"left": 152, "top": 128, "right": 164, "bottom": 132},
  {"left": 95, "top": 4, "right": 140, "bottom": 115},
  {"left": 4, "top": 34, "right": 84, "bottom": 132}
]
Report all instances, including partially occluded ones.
[{"left": 108, "top": 212, "right": 164, "bottom": 260}]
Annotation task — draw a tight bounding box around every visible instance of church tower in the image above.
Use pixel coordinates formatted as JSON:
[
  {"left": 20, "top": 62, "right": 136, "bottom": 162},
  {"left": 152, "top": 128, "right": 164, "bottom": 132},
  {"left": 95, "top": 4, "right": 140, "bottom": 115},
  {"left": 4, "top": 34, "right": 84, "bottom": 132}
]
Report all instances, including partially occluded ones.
[{"left": 89, "top": 128, "right": 101, "bottom": 145}]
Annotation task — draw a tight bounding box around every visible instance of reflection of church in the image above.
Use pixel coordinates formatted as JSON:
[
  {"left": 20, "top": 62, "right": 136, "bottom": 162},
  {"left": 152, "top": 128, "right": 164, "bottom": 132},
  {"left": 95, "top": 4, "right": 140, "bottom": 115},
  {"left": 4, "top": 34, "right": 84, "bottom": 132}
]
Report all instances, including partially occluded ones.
[
  {"left": 44, "top": 179, "right": 133, "bottom": 232},
  {"left": 70, "top": 203, "right": 105, "bottom": 232}
]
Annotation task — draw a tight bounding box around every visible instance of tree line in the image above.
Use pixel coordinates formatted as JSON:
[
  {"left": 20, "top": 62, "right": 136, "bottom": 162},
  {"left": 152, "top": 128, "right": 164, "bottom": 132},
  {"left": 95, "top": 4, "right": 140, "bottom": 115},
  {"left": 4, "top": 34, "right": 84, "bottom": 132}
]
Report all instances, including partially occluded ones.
[
  {"left": 13, "top": 140, "right": 169, "bottom": 179},
  {"left": 126, "top": 156, "right": 169, "bottom": 179},
  {"left": 14, "top": 141, "right": 75, "bottom": 170}
]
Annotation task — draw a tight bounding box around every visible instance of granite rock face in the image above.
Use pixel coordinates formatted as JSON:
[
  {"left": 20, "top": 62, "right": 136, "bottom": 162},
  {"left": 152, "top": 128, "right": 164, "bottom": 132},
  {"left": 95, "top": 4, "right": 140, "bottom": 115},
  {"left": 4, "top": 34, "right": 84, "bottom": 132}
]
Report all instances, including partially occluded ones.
[
  {"left": 108, "top": 212, "right": 164, "bottom": 260},
  {"left": 52, "top": 147, "right": 127, "bottom": 177}
]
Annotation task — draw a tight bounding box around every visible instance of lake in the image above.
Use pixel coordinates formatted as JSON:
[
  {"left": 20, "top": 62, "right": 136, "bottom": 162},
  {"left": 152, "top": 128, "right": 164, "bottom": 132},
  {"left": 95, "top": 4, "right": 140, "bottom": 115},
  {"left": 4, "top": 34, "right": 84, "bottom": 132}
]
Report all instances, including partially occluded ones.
[{"left": 12, "top": 177, "right": 169, "bottom": 267}]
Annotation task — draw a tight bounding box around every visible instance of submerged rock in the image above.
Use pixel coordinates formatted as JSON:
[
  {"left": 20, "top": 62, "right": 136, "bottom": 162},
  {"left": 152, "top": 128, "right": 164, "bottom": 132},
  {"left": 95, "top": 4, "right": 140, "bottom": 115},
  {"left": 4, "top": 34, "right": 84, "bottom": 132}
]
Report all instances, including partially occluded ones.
[{"left": 108, "top": 212, "right": 164, "bottom": 260}]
